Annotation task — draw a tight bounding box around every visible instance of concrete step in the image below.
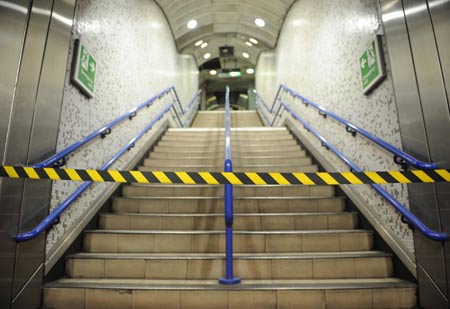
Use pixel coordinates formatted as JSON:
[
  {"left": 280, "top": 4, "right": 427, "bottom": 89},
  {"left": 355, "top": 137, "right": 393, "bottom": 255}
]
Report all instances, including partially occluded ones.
[
  {"left": 152, "top": 144, "right": 302, "bottom": 152},
  {"left": 44, "top": 278, "right": 416, "bottom": 309},
  {"left": 112, "top": 197, "right": 347, "bottom": 214},
  {"left": 148, "top": 151, "right": 307, "bottom": 159},
  {"left": 138, "top": 164, "right": 318, "bottom": 172},
  {"left": 149, "top": 149, "right": 307, "bottom": 158},
  {"left": 65, "top": 251, "right": 392, "bottom": 280},
  {"left": 82, "top": 230, "right": 373, "bottom": 253},
  {"left": 161, "top": 135, "right": 294, "bottom": 143},
  {"left": 143, "top": 157, "right": 312, "bottom": 166},
  {"left": 121, "top": 184, "right": 334, "bottom": 198},
  {"left": 156, "top": 139, "right": 298, "bottom": 147},
  {"left": 99, "top": 212, "right": 358, "bottom": 231}
]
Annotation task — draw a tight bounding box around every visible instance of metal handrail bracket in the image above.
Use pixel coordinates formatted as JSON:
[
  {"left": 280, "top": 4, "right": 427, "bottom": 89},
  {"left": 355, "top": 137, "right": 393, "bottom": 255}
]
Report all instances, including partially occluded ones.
[
  {"left": 281, "top": 102, "right": 447, "bottom": 241},
  {"left": 274, "top": 84, "right": 437, "bottom": 170},
  {"left": 219, "top": 86, "right": 241, "bottom": 284}
]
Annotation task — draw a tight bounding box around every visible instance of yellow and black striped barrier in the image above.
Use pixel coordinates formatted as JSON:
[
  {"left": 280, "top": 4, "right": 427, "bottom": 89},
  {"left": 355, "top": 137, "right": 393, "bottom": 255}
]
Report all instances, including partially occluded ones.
[{"left": 0, "top": 165, "right": 449, "bottom": 186}]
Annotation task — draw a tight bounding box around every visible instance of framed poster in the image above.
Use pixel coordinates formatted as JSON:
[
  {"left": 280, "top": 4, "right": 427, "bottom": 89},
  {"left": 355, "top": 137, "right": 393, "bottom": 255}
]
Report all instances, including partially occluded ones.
[
  {"left": 359, "top": 35, "right": 386, "bottom": 95},
  {"left": 71, "top": 39, "right": 96, "bottom": 98}
]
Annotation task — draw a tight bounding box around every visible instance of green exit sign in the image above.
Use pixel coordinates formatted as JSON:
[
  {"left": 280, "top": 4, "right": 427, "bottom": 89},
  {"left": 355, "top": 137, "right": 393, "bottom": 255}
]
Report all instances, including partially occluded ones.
[
  {"left": 360, "top": 35, "right": 386, "bottom": 95},
  {"left": 71, "top": 39, "right": 96, "bottom": 98}
]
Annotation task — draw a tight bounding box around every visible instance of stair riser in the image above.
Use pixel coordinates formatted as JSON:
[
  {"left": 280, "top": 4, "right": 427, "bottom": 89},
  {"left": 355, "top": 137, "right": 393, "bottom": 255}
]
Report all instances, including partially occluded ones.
[
  {"left": 148, "top": 151, "right": 307, "bottom": 159},
  {"left": 83, "top": 232, "right": 373, "bottom": 253},
  {"left": 153, "top": 145, "right": 302, "bottom": 152},
  {"left": 99, "top": 214, "right": 358, "bottom": 231},
  {"left": 44, "top": 286, "right": 416, "bottom": 309},
  {"left": 161, "top": 136, "right": 294, "bottom": 142},
  {"left": 66, "top": 256, "right": 392, "bottom": 280},
  {"left": 122, "top": 185, "right": 334, "bottom": 198},
  {"left": 157, "top": 140, "right": 298, "bottom": 147},
  {"left": 143, "top": 157, "right": 312, "bottom": 166},
  {"left": 112, "top": 198, "right": 346, "bottom": 214},
  {"left": 138, "top": 165, "right": 318, "bottom": 172},
  {"left": 149, "top": 148, "right": 306, "bottom": 159}
]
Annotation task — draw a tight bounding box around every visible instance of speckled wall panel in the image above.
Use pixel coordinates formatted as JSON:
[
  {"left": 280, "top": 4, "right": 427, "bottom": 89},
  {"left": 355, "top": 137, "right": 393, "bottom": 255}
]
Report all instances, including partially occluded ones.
[
  {"left": 256, "top": 0, "right": 414, "bottom": 257},
  {"left": 46, "top": 0, "right": 199, "bottom": 256}
]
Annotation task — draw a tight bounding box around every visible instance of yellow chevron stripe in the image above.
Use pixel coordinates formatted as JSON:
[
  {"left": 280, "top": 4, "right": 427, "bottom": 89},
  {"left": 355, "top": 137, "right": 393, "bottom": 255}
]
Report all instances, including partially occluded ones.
[
  {"left": 436, "top": 169, "right": 450, "bottom": 182},
  {"left": 44, "top": 168, "right": 61, "bottom": 180},
  {"left": 341, "top": 172, "right": 363, "bottom": 184},
  {"left": 198, "top": 172, "right": 219, "bottom": 185},
  {"left": 411, "top": 170, "right": 434, "bottom": 183},
  {"left": 292, "top": 172, "right": 315, "bottom": 185},
  {"left": 245, "top": 172, "right": 267, "bottom": 185},
  {"left": 130, "top": 171, "right": 150, "bottom": 183},
  {"left": 269, "top": 172, "right": 290, "bottom": 185},
  {"left": 108, "top": 170, "right": 127, "bottom": 183},
  {"left": 4, "top": 166, "right": 19, "bottom": 178},
  {"left": 364, "top": 171, "right": 387, "bottom": 184},
  {"left": 317, "top": 172, "right": 339, "bottom": 185},
  {"left": 388, "top": 171, "right": 411, "bottom": 184},
  {"left": 175, "top": 172, "right": 195, "bottom": 184},
  {"left": 65, "top": 169, "right": 82, "bottom": 181},
  {"left": 153, "top": 171, "right": 172, "bottom": 184},
  {"left": 23, "top": 167, "right": 40, "bottom": 179},
  {"left": 223, "top": 172, "right": 243, "bottom": 185},
  {"left": 86, "top": 170, "right": 104, "bottom": 182}
]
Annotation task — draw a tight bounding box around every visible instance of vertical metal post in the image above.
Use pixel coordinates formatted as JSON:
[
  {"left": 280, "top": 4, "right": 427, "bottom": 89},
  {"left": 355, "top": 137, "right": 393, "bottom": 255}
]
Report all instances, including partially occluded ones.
[{"left": 219, "top": 86, "right": 240, "bottom": 285}]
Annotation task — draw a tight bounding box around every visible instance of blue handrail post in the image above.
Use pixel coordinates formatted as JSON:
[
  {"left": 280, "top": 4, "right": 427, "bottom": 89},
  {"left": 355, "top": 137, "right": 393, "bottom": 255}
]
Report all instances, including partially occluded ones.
[{"left": 219, "top": 86, "right": 241, "bottom": 285}]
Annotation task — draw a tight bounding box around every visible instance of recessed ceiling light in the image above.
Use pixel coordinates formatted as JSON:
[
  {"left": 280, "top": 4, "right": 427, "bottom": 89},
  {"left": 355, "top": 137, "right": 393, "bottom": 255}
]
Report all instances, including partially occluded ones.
[
  {"left": 209, "top": 70, "right": 217, "bottom": 75},
  {"left": 201, "top": 42, "right": 208, "bottom": 48},
  {"left": 204, "top": 53, "right": 211, "bottom": 59},
  {"left": 187, "top": 20, "right": 198, "bottom": 29},
  {"left": 249, "top": 38, "right": 258, "bottom": 44},
  {"left": 246, "top": 68, "right": 255, "bottom": 74},
  {"left": 245, "top": 42, "right": 253, "bottom": 47},
  {"left": 255, "top": 18, "right": 265, "bottom": 27},
  {"left": 242, "top": 52, "right": 250, "bottom": 58},
  {"left": 195, "top": 40, "right": 203, "bottom": 46}
]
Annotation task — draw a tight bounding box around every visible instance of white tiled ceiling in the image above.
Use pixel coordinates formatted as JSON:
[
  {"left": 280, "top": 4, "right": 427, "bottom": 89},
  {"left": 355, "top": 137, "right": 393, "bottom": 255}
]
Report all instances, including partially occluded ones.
[{"left": 155, "top": 0, "right": 296, "bottom": 66}]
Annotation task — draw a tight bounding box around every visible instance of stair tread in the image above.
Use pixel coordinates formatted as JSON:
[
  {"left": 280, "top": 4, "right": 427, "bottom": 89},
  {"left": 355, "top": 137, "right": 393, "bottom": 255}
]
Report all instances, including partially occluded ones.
[
  {"left": 113, "top": 196, "right": 345, "bottom": 200},
  {"left": 100, "top": 212, "right": 357, "bottom": 217},
  {"left": 68, "top": 251, "right": 392, "bottom": 260},
  {"left": 45, "top": 277, "right": 416, "bottom": 290},
  {"left": 85, "top": 229, "right": 372, "bottom": 234}
]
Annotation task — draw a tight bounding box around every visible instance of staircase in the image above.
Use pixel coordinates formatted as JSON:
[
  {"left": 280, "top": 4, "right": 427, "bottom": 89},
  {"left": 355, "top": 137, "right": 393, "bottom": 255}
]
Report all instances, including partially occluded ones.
[{"left": 44, "top": 111, "right": 416, "bottom": 308}]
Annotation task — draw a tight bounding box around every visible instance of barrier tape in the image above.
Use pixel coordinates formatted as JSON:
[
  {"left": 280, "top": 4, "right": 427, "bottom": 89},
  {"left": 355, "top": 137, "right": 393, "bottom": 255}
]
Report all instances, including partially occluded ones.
[{"left": 0, "top": 165, "right": 449, "bottom": 185}]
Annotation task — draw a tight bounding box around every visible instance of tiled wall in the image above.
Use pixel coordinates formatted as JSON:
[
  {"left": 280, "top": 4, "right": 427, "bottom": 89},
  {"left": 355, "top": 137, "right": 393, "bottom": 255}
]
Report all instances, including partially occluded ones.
[
  {"left": 256, "top": 0, "right": 414, "bottom": 258},
  {"left": 46, "top": 0, "right": 199, "bottom": 256}
]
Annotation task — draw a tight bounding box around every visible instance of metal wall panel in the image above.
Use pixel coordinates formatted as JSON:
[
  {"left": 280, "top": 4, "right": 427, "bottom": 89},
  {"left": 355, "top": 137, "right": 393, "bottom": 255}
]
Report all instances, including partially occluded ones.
[
  {"left": 12, "top": 0, "right": 76, "bottom": 307},
  {"left": 381, "top": 0, "right": 450, "bottom": 306},
  {"left": 0, "top": 1, "right": 31, "bottom": 307}
]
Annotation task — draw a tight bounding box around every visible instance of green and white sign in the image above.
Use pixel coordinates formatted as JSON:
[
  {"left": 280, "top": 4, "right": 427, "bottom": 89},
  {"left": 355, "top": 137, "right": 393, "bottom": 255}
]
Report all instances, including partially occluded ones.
[
  {"left": 359, "top": 35, "right": 386, "bottom": 95},
  {"left": 71, "top": 39, "right": 96, "bottom": 98}
]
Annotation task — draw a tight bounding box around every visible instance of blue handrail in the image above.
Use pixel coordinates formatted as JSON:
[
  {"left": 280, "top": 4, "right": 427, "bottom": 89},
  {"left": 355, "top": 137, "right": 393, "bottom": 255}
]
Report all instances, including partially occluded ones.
[
  {"left": 273, "top": 85, "right": 437, "bottom": 170},
  {"left": 182, "top": 90, "right": 202, "bottom": 127},
  {"left": 254, "top": 91, "right": 271, "bottom": 126},
  {"left": 219, "top": 86, "right": 240, "bottom": 284},
  {"left": 281, "top": 101, "right": 448, "bottom": 241},
  {"left": 33, "top": 87, "right": 176, "bottom": 168},
  {"left": 16, "top": 103, "right": 175, "bottom": 242}
]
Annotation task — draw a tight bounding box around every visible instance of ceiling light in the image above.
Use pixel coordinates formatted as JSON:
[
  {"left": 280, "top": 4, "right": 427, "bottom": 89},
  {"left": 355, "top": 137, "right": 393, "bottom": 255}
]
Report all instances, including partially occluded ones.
[
  {"left": 242, "top": 52, "right": 250, "bottom": 58},
  {"left": 245, "top": 42, "right": 253, "bottom": 47},
  {"left": 255, "top": 18, "right": 265, "bottom": 27},
  {"left": 246, "top": 68, "right": 255, "bottom": 74},
  {"left": 201, "top": 42, "right": 208, "bottom": 48},
  {"left": 209, "top": 70, "right": 217, "bottom": 75},
  {"left": 203, "top": 53, "right": 211, "bottom": 59},
  {"left": 249, "top": 38, "right": 258, "bottom": 44},
  {"left": 187, "top": 20, "right": 198, "bottom": 29},
  {"left": 195, "top": 40, "right": 203, "bottom": 46},
  {"left": 229, "top": 71, "right": 241, "bottom": 77}
]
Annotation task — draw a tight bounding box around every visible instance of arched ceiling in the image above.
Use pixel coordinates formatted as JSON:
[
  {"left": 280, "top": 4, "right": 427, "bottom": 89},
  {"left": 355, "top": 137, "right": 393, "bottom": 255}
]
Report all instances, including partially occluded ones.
[{"left": 155, "top": 0, "right": 296, "bottom": 67}]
